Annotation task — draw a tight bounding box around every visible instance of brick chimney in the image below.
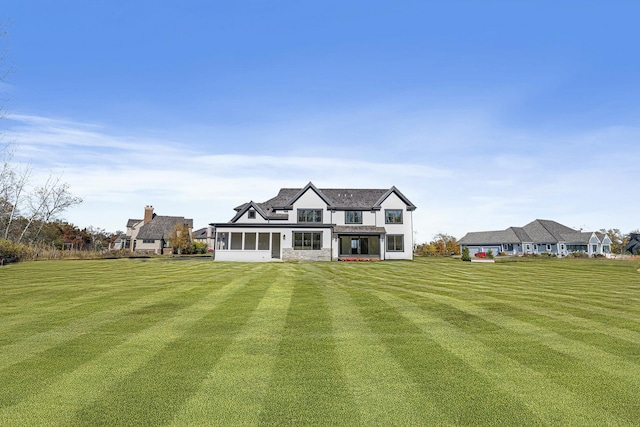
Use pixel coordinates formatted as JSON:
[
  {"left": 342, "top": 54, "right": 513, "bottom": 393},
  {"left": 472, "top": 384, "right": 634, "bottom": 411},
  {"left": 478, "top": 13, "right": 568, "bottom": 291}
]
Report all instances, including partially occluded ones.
[{"left": 144, "top": 205, "right": 154, "bottom": 224}]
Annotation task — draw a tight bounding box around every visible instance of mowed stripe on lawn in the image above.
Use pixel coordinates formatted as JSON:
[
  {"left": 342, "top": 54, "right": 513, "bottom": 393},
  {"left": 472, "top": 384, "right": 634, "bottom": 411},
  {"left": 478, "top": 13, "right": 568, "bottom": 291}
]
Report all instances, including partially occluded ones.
[
  {"left": 259, "top": 265, "right": 359, "bottom": 425},
  {"left": 169, "top": 265, "right": 295, "bottom": 426},
  {"left": 0, "top": 257, "right": 638, "bottom": 425},
  {"left": 0, "top": 262, "right": 267, "bottom": 426}
]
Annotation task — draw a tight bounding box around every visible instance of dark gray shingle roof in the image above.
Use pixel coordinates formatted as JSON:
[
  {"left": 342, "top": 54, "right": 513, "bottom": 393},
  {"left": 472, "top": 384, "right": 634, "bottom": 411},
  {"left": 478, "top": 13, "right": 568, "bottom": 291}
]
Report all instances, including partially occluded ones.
[
  {"left": 136, "top": 216, "right": 193, "bottom": 240},
  {"left": 459, "top": 219, "right": 599, "bottom": 245},
  {"left": 241, "top": 182, "right": 416, "bottom": 213}
]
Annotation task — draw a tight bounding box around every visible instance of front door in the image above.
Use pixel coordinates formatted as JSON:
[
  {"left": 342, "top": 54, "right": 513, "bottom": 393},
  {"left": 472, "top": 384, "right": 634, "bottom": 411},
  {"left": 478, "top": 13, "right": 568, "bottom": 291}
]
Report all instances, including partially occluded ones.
[{"left": 271, "top": 233, "right": 281, "bottom": 259}]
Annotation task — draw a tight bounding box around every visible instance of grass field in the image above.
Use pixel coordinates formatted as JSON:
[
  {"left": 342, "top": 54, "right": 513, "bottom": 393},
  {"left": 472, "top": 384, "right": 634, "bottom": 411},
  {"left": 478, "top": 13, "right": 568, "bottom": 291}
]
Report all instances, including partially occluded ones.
[{"left": 1, "top": 257, "right": 639, "bottom": 426}]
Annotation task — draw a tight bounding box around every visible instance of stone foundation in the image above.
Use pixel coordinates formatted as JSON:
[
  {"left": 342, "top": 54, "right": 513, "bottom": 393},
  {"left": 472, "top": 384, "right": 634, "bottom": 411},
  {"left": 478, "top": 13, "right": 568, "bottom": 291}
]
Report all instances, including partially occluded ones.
[{"left": 282, "top": 248, "right": 332, "bottom": 262}]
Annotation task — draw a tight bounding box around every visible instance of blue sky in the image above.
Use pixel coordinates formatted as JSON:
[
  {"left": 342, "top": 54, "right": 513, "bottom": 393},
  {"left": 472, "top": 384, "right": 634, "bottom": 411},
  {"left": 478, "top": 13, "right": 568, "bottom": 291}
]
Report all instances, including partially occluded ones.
[{"left": 2, "top": 1, "right": 639, "bottom": 240}]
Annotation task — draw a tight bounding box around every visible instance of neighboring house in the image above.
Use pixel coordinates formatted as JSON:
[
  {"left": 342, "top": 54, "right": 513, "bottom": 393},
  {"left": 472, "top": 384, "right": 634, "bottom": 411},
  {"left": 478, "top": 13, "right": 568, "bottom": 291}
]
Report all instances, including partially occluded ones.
[
  {"left": 126, "top": 206, "right": 194, "bottom": 255},
  {"left": 458, "top": 219, "right": 612, "bottom": 257},
  {"left": 109, "top": 234, "right": 128, "bottom": 251},
  {"left": 193, "top": 226, "right": 215, "bottom": 249},
  {"left": 211, "top": 182, "right": 416, "bottom": 262},
  {"left": 624, "top": 233, "right": 640, "bottom": 254}
]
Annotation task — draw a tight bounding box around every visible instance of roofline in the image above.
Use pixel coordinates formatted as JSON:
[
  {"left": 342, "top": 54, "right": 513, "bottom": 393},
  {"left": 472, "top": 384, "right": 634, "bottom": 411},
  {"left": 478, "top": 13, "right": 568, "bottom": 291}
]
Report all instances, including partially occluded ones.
[
  {"left": 373, "top": 186, "right": 417, "bottom": 211},
  {"left": 284, "top": 181, "right": 333, "bottom": 208}
]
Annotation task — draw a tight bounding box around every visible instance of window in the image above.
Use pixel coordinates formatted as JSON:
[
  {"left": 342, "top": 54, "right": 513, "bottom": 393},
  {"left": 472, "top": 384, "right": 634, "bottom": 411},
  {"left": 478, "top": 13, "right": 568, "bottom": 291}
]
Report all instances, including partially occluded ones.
[
  {"left": 244, "top": 233, "right": 257, "bottom": 250},
  {"left": 546, "top": 244, "right": 552, "bottom": 251},
  {"left": 293, "top": 232, "right": 322, "bottom": 250},
  {"left": 258, "top": 233, "right": 270, "bottom": 250},
  {"left": 385, "top": 209, "right": 403, "bottom": 224},
  {"left": 142, "top": 239, "right": 155, "bottom": 244},
  {"left": 248, "top": 210, "right": 256, "bottom": 219},
  {"left": 345, "top": 211, "right": 362, "bottom": 224},
  {"left": 230, "top": 233, "right": 243, "bottom": 250},
  {"left": 298, "top": 209, "right": 322, "bottom": 223},
  {"left": 387, "top": 235, "right": 404, "bottom": 251}
]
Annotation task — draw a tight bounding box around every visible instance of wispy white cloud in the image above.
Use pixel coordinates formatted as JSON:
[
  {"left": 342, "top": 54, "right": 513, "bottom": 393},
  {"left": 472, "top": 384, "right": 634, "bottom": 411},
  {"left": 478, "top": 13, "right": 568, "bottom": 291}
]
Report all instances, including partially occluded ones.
[{"left": 5, "top": 112, "right": 640, "bottom": 239}]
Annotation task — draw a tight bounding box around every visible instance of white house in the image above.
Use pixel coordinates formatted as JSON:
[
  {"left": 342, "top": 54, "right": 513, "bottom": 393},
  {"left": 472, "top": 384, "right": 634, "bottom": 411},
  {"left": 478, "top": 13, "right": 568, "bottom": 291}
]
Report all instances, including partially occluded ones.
[
  {"left": 211, "top": 182, "right": 417, "bottom": 262},
  {"left": 458, "top": 219, "right": 612, "bottom": 257}
]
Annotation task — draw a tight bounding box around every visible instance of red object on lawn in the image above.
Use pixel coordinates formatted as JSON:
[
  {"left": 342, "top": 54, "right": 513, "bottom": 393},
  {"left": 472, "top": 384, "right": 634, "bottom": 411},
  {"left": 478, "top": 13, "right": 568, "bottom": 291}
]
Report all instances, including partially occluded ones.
[{"left": 475, "top": 252, "right": 487, "bottom": 258}]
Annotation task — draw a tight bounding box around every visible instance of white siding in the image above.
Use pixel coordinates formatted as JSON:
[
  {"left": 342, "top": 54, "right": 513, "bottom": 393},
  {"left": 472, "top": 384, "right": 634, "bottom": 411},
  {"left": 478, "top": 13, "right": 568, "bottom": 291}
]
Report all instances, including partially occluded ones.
[{"left": 377, "top": 192, "right": 414, "bottom": 260}]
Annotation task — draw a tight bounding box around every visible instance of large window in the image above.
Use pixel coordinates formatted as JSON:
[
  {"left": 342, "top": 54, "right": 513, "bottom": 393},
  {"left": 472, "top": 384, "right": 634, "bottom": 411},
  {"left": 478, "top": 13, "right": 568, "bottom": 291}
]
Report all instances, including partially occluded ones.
[
  {"left": 293, "top": 232, "right": 322, "bottom": 250},
  {"left": 387, "top": 234, "right": 404, "bottom": 252},
  {"left": 345, "top": 211, "right": 362, "bottom": 224},
  {"left": 298, "top": 209, "right": 323, "bottom": 223},
  {"left": 385, "top": 209, "right": 403, "bottom": 224}
]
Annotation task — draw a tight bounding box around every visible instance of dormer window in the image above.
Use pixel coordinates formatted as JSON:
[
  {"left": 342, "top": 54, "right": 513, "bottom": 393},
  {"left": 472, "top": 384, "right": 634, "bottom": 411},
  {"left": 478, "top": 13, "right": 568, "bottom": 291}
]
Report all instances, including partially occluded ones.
[
  {"left": 298, "top": 209, "right": 322, "bottom": 223},
  {"left": 248, "top": 210, "right": 256, "bottom": 219}
]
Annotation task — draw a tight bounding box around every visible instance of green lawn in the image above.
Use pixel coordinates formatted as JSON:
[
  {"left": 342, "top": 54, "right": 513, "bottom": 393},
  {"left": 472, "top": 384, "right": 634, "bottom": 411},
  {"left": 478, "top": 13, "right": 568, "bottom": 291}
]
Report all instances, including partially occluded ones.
[{"left": 0, "top": 257, "right": 639, "bottom": 426}]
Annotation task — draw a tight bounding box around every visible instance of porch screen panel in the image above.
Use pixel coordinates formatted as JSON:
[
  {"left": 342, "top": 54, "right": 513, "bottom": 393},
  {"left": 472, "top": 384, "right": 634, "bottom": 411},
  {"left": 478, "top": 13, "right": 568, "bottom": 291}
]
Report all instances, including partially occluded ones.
[
  {"left": 258, "top": 233, "right": 270, "bottom": 250},
  {"left": 244, "top": 233, "right": 257, "bottom": 250},
  {"left": 230, "top": 233, "right": 243, "bottom": 250},
  {"left": 216, "top": 232, "right": 229, "bottom": 250}
]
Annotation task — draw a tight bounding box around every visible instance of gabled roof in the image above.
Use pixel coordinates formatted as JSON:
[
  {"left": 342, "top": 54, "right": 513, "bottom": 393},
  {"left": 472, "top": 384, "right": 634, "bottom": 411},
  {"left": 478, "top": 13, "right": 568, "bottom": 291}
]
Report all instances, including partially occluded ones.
[
  {"left": 559, "top": 231, "right": 594, "bottom": 244},
  {"left": 127, "top": 219, "right": 142, "bottom": 228},
  {"left": 372, "top": 186, "right": 417, "bottom": 211},
  {"left": 192, "top": 227, "right": 208, "bottom": 239},
  {"left": 459, "top": 219, "right": 599, "bottom": 245},
  {"left": 232, "top": 182, "right": 417, "bottom": 218},
  {"left": 136, "top": 216, "right": 193, "bottom": 240},
  {"left": 230, "top": 200, "right": 289, "bottom": 223},
  {"left": 458, "top": 228, "right": 527, "bottom": 245},
  {"left": 284, "top": 182, "right": 334, "bottom": 209},
  {"left": 522, "top": 219, "right": 577, "bottom": 243}
]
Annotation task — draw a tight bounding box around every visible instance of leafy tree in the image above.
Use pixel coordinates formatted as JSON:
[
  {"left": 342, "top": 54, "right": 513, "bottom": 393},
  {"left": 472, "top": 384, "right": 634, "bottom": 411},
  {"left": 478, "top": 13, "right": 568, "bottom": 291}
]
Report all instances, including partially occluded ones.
[
  {"left": 169, "top": 223, "right": 192, "bottom": 255},
  {"left": 419, "top": 233, "right": 460, "bottom": 256},
  {"left": 461, "top": 247, "right": 471, "bottom": 261}
]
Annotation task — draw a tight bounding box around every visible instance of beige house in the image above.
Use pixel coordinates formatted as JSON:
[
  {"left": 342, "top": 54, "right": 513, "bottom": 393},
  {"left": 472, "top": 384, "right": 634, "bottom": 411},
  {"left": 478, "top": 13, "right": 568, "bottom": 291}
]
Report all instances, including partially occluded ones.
[{"left": 127, "top": 206, "right": 193, "bottom": 254}]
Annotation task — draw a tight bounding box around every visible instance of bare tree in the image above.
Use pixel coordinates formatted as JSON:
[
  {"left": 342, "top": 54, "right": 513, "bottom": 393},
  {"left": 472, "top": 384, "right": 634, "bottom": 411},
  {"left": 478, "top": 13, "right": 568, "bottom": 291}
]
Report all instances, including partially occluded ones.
[
  {"left": 30, "top": 179, "right": 82, "bottom": 242},
  {"left": 2, "top": 162, "right": 31, "bottom": 240}
]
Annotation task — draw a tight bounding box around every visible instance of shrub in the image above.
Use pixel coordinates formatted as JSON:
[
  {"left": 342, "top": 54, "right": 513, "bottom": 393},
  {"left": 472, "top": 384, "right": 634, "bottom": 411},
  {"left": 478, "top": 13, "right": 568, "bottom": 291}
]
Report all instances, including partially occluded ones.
[
  {"left": 567, "top": 252, "right": 589, "bottom": 258},
  {"left": 192, "top": 242, "right": 208, "bottom": 254},
  {"left": 461, "top": 247, "right": 471, "bottom": 262},
  {"left": 487, "top": 249, "right": 494, "bottom": 259}
]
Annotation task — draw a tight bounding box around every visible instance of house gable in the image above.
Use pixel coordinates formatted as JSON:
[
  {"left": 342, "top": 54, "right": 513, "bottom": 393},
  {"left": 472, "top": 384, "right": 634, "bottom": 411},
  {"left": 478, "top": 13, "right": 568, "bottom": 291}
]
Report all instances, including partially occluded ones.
[
  {"left": 230, "top": 201, "right": 269, "bottom": 223},
  {"left": 285, "top": 182, "right": 332, "bottom": 209},
  {"left": 373, "top": 186, "right": 417, "bottom": 211}
]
